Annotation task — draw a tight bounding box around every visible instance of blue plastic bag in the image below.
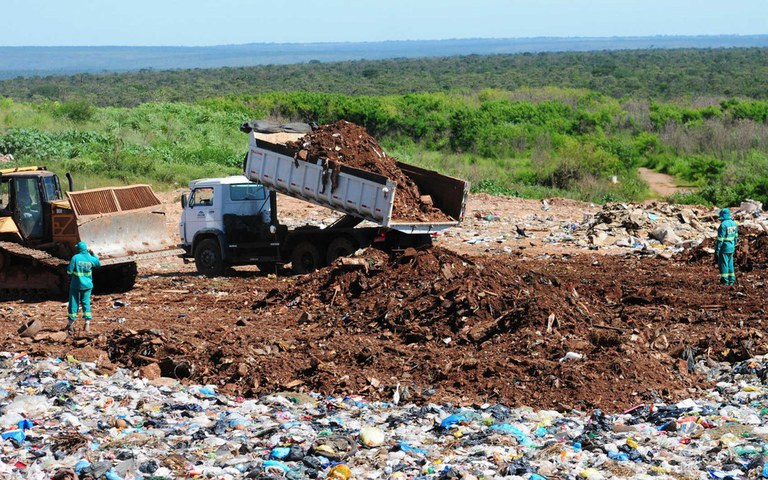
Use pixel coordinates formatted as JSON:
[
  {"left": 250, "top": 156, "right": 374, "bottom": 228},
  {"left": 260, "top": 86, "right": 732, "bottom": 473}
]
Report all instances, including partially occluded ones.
[
  {"left": 489, "top": 424, "right": 532, "bottom": 446},
  {"left": 440, "top": 414, "right": 467, "bottom": 429},
  {"left": 271, "top": 447, "right": 291, "bottom": 459},
  {"left": 1, "top": 429, "right": 25, "bottom": 443}
]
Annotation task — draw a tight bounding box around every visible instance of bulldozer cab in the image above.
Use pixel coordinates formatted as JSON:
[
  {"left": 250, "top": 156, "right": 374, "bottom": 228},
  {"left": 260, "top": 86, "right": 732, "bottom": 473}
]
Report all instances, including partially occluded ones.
[{"left": 0, "top": 168, "right": 62, "bottom": 242}]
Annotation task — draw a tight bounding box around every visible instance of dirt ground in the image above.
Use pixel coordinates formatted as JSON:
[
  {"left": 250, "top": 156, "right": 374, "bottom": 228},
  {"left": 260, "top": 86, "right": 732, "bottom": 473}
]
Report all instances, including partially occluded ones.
[
  {"left": 1, "top": 192, "right": 764, "bottom": 412},
  {"left": 637, "top": 167, "right": 691, "bottom": 197}
]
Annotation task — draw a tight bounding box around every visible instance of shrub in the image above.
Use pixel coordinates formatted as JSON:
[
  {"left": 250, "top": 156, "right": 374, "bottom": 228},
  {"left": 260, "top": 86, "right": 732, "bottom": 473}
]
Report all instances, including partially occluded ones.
[{"left": 55, "top": 101, "right": 95, "bottom": 123}]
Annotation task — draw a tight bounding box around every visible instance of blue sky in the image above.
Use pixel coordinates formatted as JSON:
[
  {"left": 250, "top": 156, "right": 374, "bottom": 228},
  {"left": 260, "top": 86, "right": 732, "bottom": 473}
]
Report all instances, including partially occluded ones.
[{"left": 2, "top": 0, "right": 766, "bottom": 46}]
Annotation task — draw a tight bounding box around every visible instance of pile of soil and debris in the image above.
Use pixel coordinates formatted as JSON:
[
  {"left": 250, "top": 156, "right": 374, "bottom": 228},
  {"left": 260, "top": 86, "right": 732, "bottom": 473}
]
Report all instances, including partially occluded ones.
[
  {"left": 682, "top": 226, "right": 768, "bottom": 270},
  {"left": 6, "top": 249, "right": 768, "bottom": 411},
  {"left": 269, "top": 246, "right": 576, "bottom": 344},
  {"left": 584, "top": 202, "right": 714, "bottom": 247},
  {"left": 232, "top": 246, "right": 764, "bottom": 409},
  {"left": 286, "top": 120, "right": 453, "bottom": 222}
]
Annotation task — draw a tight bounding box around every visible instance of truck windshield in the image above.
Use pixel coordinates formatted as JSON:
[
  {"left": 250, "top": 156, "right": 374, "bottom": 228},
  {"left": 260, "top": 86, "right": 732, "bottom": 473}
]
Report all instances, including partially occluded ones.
[{"left": 229, "top": 184, "right": 265, "bottom": 201}]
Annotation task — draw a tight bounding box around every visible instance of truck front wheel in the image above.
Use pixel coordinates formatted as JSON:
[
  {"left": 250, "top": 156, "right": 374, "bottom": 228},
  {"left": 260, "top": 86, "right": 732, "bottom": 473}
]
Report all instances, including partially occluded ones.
[
  {"left": 291, "top": 242, "right": 321, "bottom": 274},
  {"left": 195, "top": 238, "right": 225, "bottom": 277}
]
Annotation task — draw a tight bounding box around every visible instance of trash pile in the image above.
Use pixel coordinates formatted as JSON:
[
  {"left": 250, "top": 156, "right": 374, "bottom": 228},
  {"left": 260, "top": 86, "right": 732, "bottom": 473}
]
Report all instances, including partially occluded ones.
[
  {"left": 286, "top": 120, "right": 452, "bottom": 222},
  {"left": 580, "top": 202, "right": 713, "bottom": 250},
  {"left": 454, "top": 198, "right": 768, "bottom": 259},
  {"left": 5, "top": 350, "right": 768, "bottom": 479}
]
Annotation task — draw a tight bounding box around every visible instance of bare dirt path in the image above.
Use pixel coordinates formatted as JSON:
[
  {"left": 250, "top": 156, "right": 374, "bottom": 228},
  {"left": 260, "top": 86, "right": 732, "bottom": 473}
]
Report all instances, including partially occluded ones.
[{"left": 638, "top": 167, "right": 687, "bottom": 197}]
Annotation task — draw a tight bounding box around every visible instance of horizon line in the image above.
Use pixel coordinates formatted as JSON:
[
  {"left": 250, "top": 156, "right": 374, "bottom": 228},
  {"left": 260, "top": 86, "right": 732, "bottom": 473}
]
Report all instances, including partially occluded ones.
[{"left": 2, "top": 33, "right": 767, "bottom": 49}]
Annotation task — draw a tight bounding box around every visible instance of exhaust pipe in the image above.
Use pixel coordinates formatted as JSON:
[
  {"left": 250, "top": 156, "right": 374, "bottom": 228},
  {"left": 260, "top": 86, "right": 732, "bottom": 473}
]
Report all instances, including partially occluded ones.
[{"left": 65, "top": 172, "right": 74, "bottom": 192}]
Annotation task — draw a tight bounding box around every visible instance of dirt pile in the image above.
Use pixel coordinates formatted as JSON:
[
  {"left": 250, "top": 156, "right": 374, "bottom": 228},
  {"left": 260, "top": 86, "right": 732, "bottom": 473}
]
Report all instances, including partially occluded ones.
[
  {"left": 239, "top": 247, "right": 739, "bottom": 409},
  {"left": 287, "top": 120, "right": 452, "bottom": 222},
  {"left": 271, "top": 246, "right": 571, "bottom": 344},
  {"left": 682, "top": 227, "right": 768, "bottom": 270}
]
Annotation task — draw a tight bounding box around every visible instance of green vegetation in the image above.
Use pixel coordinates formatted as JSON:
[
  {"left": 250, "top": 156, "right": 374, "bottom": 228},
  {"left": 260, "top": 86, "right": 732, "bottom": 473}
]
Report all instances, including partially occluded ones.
[
  {"left": 0, "top": 99, "right": 249, "bottom": 187},
  {"left": 1, "top": 48, "right": 767, "bottom": 107},
  {"left": 1, "top": 48, "right": 768, "bottom": 204}
]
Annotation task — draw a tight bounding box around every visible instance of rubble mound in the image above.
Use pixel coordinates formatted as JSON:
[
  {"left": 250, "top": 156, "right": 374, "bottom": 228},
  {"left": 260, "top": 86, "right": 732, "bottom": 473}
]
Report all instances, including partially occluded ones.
[
  {"left": 276, "top": 246, "right": 567, "bottom": 343},
  {"left": 682, "top": 227, "right": 768, "bottom": 270},
  {"left": 585, "top": 202, "right": 712, "bottom": 247},
  {"left": 244, "top": 247, "right": 707, "bottom": 409},
  {"left": 9, "top": 245, "right": 768, "bottom": 411},
  {"left": 287, "top": 120, "right": 452, "bottom": 222}
]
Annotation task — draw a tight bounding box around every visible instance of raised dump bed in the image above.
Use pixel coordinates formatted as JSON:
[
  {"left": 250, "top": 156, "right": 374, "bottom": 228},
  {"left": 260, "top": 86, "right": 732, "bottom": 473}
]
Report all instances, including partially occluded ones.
[{"left": 244, "top": 133, "right": 469, "bottom": 234}]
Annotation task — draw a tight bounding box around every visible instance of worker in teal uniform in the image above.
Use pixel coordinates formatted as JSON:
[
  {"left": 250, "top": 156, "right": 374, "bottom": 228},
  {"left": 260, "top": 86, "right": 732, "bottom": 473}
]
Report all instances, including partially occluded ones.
[
  {"left": 714, "top": 208, "right": 738, "bottom": 285},
  {"left": 66, "top": 241, "right": 100, "bottom": 333}
]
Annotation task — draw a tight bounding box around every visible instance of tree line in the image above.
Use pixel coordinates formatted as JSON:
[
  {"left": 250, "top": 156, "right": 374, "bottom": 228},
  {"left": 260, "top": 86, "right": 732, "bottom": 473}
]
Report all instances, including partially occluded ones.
[{"left": 0, "top": 48, "right": 767, "bottom": 107}]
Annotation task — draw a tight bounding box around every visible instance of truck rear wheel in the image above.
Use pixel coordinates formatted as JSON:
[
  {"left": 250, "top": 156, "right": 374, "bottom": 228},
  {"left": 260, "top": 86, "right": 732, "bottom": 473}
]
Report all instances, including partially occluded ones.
[
  {"left": 326, "top": 237, "right": 356, "bottom": 264},
  {"left": 195, "top": 238, "right": 225, "bottom": 277},
  {"left": 291, "top": 242, "right": 321, "bottom": 274}
]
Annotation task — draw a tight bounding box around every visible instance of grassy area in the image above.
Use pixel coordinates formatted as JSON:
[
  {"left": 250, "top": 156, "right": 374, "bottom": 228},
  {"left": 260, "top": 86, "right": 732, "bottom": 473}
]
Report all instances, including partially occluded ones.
[{"left": 1, "top": 91, "right": 767, "bottom": 205}]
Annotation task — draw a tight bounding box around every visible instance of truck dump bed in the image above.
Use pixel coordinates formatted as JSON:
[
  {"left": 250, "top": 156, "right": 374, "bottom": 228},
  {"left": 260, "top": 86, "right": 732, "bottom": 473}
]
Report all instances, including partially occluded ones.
[{"left": 244, "top": 133, "right": 469, "bottom": 233}]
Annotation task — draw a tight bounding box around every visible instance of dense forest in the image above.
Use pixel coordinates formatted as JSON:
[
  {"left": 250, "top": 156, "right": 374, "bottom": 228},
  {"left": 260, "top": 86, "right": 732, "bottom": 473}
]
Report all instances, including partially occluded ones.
[
  {"left": 1, "top": 48, "right": 767, "bottom": 106},
  {"left": 1, "top": 48, "right": 768, "bottom": 206},
  {"left": 3, "top": 36, "right": 766, "bottom": 79}
]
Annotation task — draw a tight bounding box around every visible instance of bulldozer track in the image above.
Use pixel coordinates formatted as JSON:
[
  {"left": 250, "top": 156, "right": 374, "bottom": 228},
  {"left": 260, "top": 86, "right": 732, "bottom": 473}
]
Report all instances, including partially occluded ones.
[
  {"left": 0, "top": 242, "right": 68, "bottom": 267},
  {"left": 0, "top": 242, "right": 67, "bottom": 297}
]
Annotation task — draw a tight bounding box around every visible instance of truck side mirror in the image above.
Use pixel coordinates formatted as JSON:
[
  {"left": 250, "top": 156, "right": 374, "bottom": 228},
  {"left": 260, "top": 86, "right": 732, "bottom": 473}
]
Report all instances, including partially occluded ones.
[{"left": 181, "top": 193, "right": 188, "bottom": 209}]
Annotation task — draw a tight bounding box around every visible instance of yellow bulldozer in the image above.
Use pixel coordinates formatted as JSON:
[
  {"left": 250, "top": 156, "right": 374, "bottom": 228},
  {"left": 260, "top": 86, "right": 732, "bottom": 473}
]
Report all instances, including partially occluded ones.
[{"left": 0, "top": 166, "right": 178, "bottom": 296}]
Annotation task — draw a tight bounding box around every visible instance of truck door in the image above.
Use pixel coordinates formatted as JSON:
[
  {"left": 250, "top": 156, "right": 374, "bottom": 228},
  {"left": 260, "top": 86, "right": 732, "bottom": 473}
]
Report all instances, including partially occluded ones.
[
  {"left": 222, "top": 183, "right": 271, "bottom": 243},
  {"left": 184, "top": 186, "right": 217, "bottom": 241}
]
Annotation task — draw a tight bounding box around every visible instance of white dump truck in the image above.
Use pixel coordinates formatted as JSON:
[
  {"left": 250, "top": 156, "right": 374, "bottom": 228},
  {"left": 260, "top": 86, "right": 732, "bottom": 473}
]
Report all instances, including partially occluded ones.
[{"left": 179, "top": 124, "right": 469, "bottom": 276}]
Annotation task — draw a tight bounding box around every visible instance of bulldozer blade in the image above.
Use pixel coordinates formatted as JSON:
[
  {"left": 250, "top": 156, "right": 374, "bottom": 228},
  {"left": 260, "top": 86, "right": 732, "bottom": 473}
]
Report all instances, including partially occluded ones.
[
  {"left": 67, "top": 185, "right": 176, "bottom": 262},
  {"left": 76, "top": 209, "right": 175, "bottom": 260}
]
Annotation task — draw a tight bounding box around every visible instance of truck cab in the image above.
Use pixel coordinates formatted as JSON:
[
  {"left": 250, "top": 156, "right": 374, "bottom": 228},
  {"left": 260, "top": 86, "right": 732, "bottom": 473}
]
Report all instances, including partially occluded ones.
[{"left": 180, "top": 176, "right": 284, "bottom": 276}]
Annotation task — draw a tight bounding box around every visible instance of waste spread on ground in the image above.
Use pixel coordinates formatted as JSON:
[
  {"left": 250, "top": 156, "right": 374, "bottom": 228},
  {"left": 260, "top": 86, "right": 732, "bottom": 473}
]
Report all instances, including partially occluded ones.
[
  {"left": 5, "top": 351, "right": 768, "bottom": 479},
  {"left": 5, "top": 235, "right": 768, "bottom": 414}
]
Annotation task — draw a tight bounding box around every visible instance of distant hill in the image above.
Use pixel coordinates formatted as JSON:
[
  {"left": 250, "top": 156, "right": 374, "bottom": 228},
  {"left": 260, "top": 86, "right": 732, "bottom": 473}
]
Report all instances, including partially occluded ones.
[{"left": 2, "top": 35, "right": 768, "bottom": 79}]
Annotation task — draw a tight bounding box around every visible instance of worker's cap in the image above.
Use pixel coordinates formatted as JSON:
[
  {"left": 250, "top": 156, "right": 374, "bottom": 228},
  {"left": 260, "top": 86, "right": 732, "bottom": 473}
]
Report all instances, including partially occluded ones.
[
  {"left": 718, "top": 208, "right": 731, "bottom": 219},
  {"left": 75, "top": 241, "right": 88, "bottom": 252}
]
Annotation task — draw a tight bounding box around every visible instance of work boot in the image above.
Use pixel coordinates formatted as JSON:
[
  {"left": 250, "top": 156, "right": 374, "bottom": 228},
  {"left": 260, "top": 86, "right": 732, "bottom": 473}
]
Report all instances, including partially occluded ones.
[
  {"left": 84, "top": 321, "right": 91, "bottom": 333},
  {"left": 65, "top": 320, "right": 75, "bottom": 335}
]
